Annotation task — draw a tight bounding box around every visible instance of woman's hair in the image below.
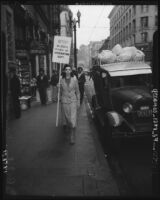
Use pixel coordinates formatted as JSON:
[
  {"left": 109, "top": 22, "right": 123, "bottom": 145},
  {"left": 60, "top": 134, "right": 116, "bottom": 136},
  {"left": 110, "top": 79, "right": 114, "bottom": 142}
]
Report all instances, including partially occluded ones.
[{"left": 61, "top": 64, "right": 74, "bottom": 78}]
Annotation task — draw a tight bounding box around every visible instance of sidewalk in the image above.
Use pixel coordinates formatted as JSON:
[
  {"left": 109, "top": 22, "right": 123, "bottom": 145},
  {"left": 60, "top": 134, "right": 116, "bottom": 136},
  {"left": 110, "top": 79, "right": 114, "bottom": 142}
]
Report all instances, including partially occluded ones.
[{"left": 6, "top": 98, "right": 120, "bottom": 197}]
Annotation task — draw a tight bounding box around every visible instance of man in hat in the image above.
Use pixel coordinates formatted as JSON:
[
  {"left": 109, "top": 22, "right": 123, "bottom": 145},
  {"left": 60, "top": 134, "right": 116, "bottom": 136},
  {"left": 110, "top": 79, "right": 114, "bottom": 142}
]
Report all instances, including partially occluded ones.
[
  {"left": 9, "top": 65, "right": 21, "bottom": 118},
  {"left": 77, "top": 66, "right": 86, "bottom": 104},
  {"left": 50, "top": 70, "right": 59, "bottom": 102},
  {"left": 36, "top": 68, "right": 49, "bottom": 105}
]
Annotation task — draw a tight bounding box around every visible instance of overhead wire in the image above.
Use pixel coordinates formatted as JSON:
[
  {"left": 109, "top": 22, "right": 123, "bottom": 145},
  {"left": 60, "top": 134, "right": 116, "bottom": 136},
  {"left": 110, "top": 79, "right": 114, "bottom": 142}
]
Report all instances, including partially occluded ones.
[{"left": 86, "top": 6, "right": 107, "bottom": 44}]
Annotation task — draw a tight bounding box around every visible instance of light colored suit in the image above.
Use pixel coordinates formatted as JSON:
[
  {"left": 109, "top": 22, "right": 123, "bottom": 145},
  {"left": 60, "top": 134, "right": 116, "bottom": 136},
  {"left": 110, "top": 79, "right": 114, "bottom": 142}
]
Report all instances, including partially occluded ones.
[
  {"left": 60, "top": 77, "right": 80, "bottom": 128},
  {"left": 60, "top": 76, "right": 80, "bottom": 103}
]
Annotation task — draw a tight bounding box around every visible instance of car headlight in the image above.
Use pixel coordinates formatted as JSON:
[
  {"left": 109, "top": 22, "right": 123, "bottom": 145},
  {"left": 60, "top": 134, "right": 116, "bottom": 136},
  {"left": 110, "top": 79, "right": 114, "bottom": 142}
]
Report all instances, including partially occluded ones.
[
  {"left": 123, "top": 103, "right": 133, "bottom": 113},
  {"left": 106, "top": 112, "right": 123, "bottom": 127}
]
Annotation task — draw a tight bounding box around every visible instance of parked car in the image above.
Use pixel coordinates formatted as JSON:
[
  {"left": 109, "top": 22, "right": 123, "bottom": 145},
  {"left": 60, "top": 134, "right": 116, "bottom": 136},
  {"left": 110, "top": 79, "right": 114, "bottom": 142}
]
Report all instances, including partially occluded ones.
[{"left": 91, "top": 62, "right": 152, "bottom": 154}]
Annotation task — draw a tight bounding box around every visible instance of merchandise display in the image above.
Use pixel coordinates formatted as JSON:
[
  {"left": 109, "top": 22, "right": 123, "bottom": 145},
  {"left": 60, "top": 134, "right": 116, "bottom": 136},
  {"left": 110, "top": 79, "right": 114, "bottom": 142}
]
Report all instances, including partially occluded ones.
[{"left": 18, "top": 58, "right": 31, "bottom": 96}]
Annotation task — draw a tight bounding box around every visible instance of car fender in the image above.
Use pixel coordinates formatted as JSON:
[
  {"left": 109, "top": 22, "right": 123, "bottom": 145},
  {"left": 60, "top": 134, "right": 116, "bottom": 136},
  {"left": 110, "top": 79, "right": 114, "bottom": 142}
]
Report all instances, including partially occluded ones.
[{"left": 105, "top": 111, "right": 136, "bottom": 132}]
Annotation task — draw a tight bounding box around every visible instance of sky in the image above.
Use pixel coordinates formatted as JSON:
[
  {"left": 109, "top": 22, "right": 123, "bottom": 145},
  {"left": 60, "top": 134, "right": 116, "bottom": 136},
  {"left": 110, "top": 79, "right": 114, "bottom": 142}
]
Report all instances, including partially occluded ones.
[{"left": 69, "top": 5, "right": 114, "bottom": 49}]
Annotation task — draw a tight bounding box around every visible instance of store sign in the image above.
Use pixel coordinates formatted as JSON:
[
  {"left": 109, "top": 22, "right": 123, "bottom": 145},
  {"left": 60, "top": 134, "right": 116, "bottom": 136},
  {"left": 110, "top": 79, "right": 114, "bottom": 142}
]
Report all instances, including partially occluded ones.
[
  {"left": 16, "top": 50, "right": 29, "bottom": 57},
  {"left": 30, "top": 49, "right": 46, "bottom": 54},
  {"left": 52, "top": 36, "right": 71, "bottom": 64}
]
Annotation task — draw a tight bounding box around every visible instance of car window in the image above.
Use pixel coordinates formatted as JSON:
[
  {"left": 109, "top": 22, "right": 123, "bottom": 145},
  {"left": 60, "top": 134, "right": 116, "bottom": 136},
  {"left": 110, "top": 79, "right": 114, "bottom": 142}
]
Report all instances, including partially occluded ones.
[{"left": 111, "top": 74, "right": 152, "bottom": 88}]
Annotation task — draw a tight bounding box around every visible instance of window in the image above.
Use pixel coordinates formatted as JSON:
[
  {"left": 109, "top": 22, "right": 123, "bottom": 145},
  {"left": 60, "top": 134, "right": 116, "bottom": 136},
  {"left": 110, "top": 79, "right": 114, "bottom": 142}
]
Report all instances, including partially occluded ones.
[
  {"left": 132, "top": 19, "right": 136, "bottom": 32},
  {"left": 123, "top": 28, "right": 125, "bottom": 40},
  {"left": 124, "top": 27, "right": 126, "bottom": 39},
  {"left": 126, "top": 26, "right": 128, "bottom": 38},
  {"left": 129, "top": 9, "right": 131, "bottom": 20},
  {"left": 141, "top": 17, "right": 148, "bottom": 28},
  {"left": 141, "top": 5, "right": 148, "bottom": 13},
  {"left": 126, "top": 12, "right": 128, "bottom": 24},
  {"left": 141, "top": 32, "right": 148, "bottom": 42},
  {"left": 155, "top": 16, "right": 158, "bottom": 26},
  {"left": 129, "top": 23, "right": 131, "bottom": 35},
  {"left": 121, "top": 30, "right": 122, "bottom": 42},
  {"left": 133, "top": 34, "right": 135, "bottom": 43},
  {"left": 133, "top": 5, "right": 136, "bottom": 16}
]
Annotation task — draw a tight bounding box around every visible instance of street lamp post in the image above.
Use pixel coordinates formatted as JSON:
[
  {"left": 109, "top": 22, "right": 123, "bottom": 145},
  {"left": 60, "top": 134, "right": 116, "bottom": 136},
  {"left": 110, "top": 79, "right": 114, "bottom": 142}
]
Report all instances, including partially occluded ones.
[{"left": 71, "top": 10, "right": 81, "bottom": 70}]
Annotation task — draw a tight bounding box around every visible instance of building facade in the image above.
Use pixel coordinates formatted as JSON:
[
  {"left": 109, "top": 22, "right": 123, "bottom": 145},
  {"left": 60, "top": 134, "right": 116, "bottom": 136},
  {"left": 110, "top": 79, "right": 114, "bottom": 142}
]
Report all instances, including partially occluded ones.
[
  {"left": 59, "top": 5, "right": 74, "bottom": 67},
  {"left": 99, "top": 36, "right": 110, "bottom": 53},
  {"left": 1, "top": 3, "right": 61, "bottom": 119},
  {"left": 108, "top": 5, "right": 158, "bottom": 62}
]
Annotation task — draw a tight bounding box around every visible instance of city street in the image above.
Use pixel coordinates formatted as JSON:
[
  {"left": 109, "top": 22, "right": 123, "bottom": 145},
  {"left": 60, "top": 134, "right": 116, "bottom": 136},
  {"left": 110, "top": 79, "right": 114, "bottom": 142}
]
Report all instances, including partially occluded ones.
[
  {"left": 2, "top": 4, "right": 158, "bottom": 199},
  {"left": 84, "top": 76, "right": 152, "bottom": 196},
  {"left": 6, "top": 98, "right": 119, "bottom": 197}
]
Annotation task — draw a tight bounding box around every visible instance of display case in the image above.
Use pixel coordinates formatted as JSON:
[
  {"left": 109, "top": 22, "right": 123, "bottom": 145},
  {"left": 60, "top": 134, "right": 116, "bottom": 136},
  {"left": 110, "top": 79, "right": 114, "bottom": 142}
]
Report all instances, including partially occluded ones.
[
  {"left": 17, "top": 57, "right": 32, "bottom": 110},
  {"left": 17, "top": 58, "right": 31, "bottom": 96}
]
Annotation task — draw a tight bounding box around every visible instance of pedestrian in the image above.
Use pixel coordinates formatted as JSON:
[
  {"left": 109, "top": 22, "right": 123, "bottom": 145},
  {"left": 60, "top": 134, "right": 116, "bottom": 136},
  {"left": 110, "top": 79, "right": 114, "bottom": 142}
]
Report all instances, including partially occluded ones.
[
  {"left": 9, "top": 64, "right": 21, "bottom": 119},
  {"left": 72, "top": 67, "right": 78, "bottom": 79},
  {"left": 50, "top": 70, "right": 59, "bottom": 102},
  {"left": 60, "top": 64, "right": 80, "bottom": 144},
  {"left": 30, "top": 77, "right": 37, "bottom": 97},
  {"left": 77, "top": 66, "right": 86, "bottom": 104},
  {"left": 36, "top": 68, "right": 49, "bottom": 105}
]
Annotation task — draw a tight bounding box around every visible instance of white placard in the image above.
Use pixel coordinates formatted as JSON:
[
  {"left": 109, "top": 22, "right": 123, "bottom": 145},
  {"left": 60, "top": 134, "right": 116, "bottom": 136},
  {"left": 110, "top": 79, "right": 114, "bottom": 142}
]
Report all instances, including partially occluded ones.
[{"left": 52, "top": 36, "right": 71, "bottom": 64}]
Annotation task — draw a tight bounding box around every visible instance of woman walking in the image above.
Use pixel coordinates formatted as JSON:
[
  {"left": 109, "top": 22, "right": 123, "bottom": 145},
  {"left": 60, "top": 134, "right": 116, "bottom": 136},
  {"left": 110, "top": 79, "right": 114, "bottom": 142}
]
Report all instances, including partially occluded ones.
[{"left": 60, "top": 64, "right": 80, "bottom": 144}]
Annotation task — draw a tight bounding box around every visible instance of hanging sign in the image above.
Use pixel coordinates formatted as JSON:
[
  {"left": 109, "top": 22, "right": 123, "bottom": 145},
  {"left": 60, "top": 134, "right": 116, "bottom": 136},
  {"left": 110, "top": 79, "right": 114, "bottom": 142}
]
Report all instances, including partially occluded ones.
[{"left": 52, "top": 36, "right": 71, "bottom": 64}]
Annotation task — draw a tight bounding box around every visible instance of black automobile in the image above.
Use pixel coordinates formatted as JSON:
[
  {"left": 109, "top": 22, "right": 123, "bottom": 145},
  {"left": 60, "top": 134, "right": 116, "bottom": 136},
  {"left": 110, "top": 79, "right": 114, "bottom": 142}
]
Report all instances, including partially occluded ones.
[{"left": 91, "top": 62, "right": 152, "bottom": 153}]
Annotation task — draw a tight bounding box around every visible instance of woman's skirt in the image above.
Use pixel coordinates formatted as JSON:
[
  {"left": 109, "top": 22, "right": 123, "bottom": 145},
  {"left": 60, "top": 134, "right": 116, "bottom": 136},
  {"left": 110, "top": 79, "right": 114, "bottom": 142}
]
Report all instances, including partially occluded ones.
[{"left": 61, "top": 101, "right": 77, "bottom": 128}]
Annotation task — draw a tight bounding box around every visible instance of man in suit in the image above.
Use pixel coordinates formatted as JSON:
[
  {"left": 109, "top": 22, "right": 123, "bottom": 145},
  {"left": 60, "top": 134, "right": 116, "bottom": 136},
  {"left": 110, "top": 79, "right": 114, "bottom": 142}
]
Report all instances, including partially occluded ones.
[
  {"left": 50, "top": 70, "right": 59, "bottom": 102},
  {"left": 77, "top": 66, "right": 86, "bottom": 104},
  {"left": 36, "top": 68, "right": 49, "bottom": 105}
]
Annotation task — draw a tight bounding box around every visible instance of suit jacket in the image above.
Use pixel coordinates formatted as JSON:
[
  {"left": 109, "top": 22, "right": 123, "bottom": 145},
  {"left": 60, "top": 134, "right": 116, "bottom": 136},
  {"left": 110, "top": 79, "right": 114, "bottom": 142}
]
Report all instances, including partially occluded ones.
[
  {"left": 36, "top": 75, "right": 48, "bottom": 89},
  {"left": 10, "top": 75, "right": 21, "bottom": 97},
  {"left": 60, "top": 77, "right": 80, "bottom": 104},
  {"left": 78, "top": 72, "right": 86, "bottom": 88}
]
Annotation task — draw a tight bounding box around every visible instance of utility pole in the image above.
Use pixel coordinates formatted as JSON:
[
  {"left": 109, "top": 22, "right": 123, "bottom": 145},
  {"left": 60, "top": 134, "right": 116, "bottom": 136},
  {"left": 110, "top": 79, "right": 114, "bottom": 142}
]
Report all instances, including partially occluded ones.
[{"left": 73, "top": 21, "right": 77, "bottom": 70}]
